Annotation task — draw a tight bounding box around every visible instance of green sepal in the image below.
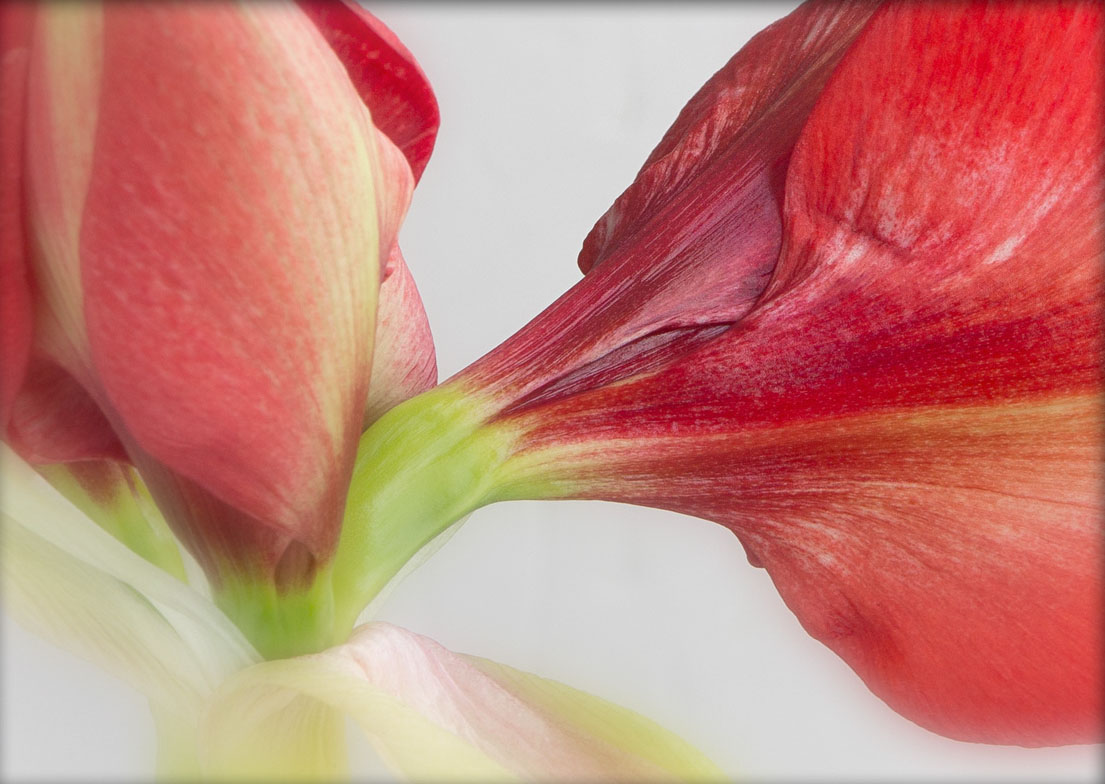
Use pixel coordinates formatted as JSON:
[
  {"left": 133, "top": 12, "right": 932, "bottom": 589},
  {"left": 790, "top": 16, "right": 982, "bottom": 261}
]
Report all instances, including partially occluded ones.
[
  {"left": 330, "top": 383, "right": 517, "bottom": 634},
  {"left": 37, "top": 461, "right": 189, "bottom": 581},
  {"left": 215, "top": 565, "right": 339, "bottom": 661}
]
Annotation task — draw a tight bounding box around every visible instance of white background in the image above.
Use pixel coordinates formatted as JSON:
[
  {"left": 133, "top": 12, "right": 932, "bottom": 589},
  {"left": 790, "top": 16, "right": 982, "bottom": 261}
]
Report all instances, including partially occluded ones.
[{"left": 3, "top": 3, "right": 1101, "bottom": 782}]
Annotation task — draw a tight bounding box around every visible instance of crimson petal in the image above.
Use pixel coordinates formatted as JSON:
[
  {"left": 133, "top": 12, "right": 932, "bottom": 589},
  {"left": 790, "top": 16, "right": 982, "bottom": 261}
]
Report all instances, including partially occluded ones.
[
  {"left": 465, "top": 1, "right": 875, "bottom": 411},
  {"left": 449, "top": 0, "right": 1103, "bottom": 746},
  {"left": 298, "top": 0, "right": 440, "bottom": 182},
  {"left": 0, "top": 1, "right": 34, "bottom": 431}
]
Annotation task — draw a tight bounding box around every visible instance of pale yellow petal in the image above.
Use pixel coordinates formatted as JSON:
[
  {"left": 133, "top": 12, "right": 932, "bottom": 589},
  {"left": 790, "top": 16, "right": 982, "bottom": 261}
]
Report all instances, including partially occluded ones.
[{"left": 0, "top": 446, "right": 257, "bottom": 715}]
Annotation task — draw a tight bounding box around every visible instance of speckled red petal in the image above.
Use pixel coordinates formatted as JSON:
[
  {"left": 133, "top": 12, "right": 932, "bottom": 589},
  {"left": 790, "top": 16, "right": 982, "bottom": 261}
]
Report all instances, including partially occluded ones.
[{"left": 78, "top": 4, "right": 381, "bottom": 578}]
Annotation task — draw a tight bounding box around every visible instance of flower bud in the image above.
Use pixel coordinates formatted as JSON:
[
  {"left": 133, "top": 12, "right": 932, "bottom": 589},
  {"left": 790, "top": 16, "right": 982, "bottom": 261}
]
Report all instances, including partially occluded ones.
[{"left": 1, "top": 1, "right": 439, "bottom": 655}]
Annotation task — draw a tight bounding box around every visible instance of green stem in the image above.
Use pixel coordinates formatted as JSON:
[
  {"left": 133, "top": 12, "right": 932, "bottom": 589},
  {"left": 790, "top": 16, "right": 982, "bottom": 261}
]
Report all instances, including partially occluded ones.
[
  {"left": 212, "top": 384, "right": 513, "bottom": 659},
  {"left": 221, "top": 381, "right": 554, "bottom": 654},
  {"left": 329, "top": 383, "right": 519, "bottom": 633},
  {"left": 215, "top": 567, "right": 338, "bottom": 660}
]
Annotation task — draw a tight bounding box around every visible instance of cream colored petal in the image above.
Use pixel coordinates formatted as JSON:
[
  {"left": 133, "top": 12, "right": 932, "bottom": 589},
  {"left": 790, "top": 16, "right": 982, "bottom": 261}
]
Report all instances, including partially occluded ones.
[
  {"left": 0, "top": 446, "right": 257, "bottom": 716},
  {"left": 202, "top": 621, "right": 721, "bottom": 783}
]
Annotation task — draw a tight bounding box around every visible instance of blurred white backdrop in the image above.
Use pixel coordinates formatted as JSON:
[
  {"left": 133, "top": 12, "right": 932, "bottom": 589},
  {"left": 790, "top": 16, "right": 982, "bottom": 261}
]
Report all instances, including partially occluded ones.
[{"left": 2, "top": 3, "right": 1101, "bottom": 782}]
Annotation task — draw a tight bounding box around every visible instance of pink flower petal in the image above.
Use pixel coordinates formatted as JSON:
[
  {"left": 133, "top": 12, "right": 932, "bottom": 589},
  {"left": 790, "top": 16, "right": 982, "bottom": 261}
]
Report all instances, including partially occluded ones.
[
  {"left": 365, "top": 245, "right": 437, "bottom": 425},
  {"left": 73, "top": 3, "right": 381, "bottom": 582},
  {"left": 204, "top": 622, "right": 720, "bottom": 781},
  {"left": 464, "top": 1, "right": 875, "bottom": 410}
]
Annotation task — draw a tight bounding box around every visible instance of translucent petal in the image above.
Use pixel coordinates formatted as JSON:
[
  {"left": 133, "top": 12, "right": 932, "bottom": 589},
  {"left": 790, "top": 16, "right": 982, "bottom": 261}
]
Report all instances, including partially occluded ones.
[
  {"left": 203, "top": 622, "right": 721, "bottom": 782},
  {"left": 0, "top": 446, "right": 257, "bottom": 717}
]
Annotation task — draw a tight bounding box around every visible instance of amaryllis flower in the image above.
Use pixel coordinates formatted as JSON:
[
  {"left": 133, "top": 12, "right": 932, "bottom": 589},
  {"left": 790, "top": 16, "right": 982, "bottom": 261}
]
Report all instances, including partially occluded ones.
[
  {"left": 0, "top": 0, "right": 439, "bottom": 656},
  {"left": 338, "top": 0, "right": 1104, "bottom": 748},
  {"left": 1, "top": 3, "right": 721, "bottom": 780}
]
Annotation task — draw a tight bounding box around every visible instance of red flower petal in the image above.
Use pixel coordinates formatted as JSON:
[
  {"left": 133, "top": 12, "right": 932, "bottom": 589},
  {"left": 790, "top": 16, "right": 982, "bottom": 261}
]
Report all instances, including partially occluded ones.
[
  {"left": 298, "top": 0, "right": 440, "bottom": 182},
  {"left": 448, "top": 0, "right": 1103, "bottom": 745},
  {"left": 741, "top": 0, "right": 1104, "bottom": 743},
  {"left": 579, "top": 0, "right": 874, "bottom": 275},
  {"left": 299, "top": 2, "right": 440, "bottom": 424},
  {"left": 465, "top": 1, "right": 875, "bottom": 410},
  {"left": 0, "top": 1, "right": 34, "bottom": 431},
  {"left": 6, "top": 357, "right": 126, "bottom": 464}
]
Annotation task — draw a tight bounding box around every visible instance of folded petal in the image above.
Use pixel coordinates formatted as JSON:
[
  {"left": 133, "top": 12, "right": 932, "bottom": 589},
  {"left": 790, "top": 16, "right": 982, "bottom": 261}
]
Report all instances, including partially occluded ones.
[
  {"left": 299, "top": 3, "right": 441, "bottom": 424},
  {"left": 463, "top": 1, "right": 876, "bottom": 408},
  {"left": 369, "top": 128, "right": 417, "bottom": 271},
  {"left": 21, "top": 1, "right": 102, "bottom": 380},
  {"left": 7, "top": 356, "right": 125, "bottom": 463},
  {"left": 354, "top": 75, "right": 437, "bottom": 428},
  {"left": 202, "top": 622, "right": 720, "bottom": 782},
  {"left": 298, "top": 0, "right": 440, "bottom": 182},
  {"left": 365, "top": 245, "right": 438, "bottom": 425},
  {"left": 12, "top": 4, "right": 137, "bottom": 480}
]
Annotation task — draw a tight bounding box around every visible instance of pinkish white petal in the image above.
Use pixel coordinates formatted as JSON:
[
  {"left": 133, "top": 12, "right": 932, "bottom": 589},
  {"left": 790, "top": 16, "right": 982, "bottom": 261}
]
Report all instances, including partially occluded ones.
[{"left": 203, "top": 622, "right": 720, "bottom": 782}]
